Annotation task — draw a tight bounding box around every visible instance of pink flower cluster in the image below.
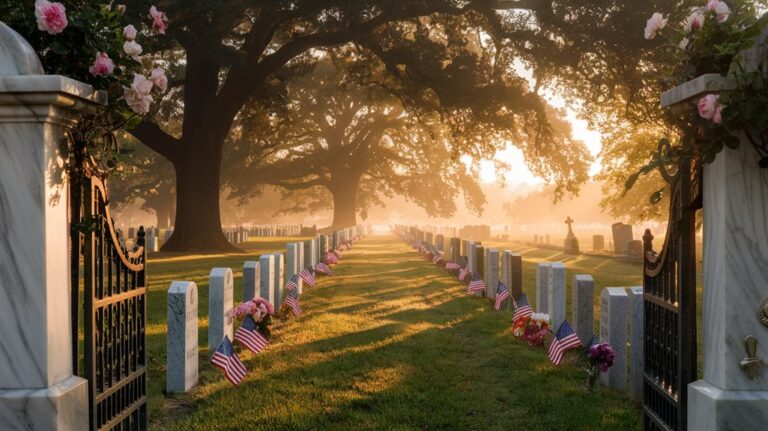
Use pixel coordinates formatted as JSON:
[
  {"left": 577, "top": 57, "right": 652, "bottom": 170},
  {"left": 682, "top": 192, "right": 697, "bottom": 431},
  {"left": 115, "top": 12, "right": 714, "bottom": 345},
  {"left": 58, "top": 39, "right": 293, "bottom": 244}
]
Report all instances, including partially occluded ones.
[
  {"left": 35, "top": 0, "right": 68, "bottom": 35},
  {"left": 646, "top": 1, "right": 731, "bottom": 40},
  {"left": 228, "top": 298, "right": 274, "bottom": 322}
]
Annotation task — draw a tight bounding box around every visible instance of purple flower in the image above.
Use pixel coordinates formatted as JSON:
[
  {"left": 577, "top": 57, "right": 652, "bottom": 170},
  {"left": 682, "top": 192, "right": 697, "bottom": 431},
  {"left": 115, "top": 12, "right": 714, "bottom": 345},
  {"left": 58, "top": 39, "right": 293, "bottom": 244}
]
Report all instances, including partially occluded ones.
[{"left": 588, "top": 342, "right": 615, "bottom": 372}]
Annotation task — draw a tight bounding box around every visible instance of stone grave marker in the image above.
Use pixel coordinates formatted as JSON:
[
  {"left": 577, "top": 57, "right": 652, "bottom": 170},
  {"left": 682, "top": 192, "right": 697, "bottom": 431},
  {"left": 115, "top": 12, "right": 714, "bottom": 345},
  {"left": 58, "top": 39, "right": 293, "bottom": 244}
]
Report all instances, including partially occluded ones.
[
  {"left": 600, "top": 287, "right": 628, "bottom": 390},
  {"left": 272, "top": 253, "right": 285, "bottom": 308},
  {"left": 487, "top": 249, "right": 500, "bottom": 298},
  {"left": 536, "top": 263, "right": 551, "bottom": 313},
  {"left": 628, "top": 286, "right": 644, "bottom": 400},
  {"left": 548, "top": 263, "right": 566, "bottom": 330},
  {"left": 259, "top": 255, "right": 275, "bottom": 308},
  {"left": 611, "top": 223, "right": 633, "bottom": 254},
  {"left": 208, "top": 268, "right": 234, "bottom": 350},
  {"left": 167, "top": 281, "right": 198, "bottom": 393},
  {"left": 572, "top": 275, "right": 594, "bottom": 345},
  {"left": 593, "top": 234, "right": 605, "bottom": 251},
  {"left": 242, "top": 261, "right": 260, "bottom": 301}
]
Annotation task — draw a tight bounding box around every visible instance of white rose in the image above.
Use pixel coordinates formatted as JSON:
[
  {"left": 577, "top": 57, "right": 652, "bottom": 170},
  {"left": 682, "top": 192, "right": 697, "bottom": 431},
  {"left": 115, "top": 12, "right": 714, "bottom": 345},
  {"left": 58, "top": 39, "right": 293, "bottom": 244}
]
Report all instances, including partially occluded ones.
[
  {"left": 684, "top": 9, "right": 705, "bottom": 32},
  {"left": 123, "top": 40, "right": 142, "bottom": 61}
]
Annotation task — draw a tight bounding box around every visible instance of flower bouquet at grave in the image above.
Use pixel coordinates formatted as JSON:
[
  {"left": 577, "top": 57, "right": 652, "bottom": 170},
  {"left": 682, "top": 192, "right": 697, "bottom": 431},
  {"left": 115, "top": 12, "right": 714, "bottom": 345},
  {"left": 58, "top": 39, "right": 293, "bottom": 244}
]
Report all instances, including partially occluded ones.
[
  {"left": 325, "top": 251, "right": 339, "bottom": 265},
  {"left": 511, "top": 313, "right": 551, "bottom": 347},
  {"left": 228, "top": 298, "right": 274, "bottom": 338},
  {"left": 583, "top": 341, "right": 615, "bottom": 391}
]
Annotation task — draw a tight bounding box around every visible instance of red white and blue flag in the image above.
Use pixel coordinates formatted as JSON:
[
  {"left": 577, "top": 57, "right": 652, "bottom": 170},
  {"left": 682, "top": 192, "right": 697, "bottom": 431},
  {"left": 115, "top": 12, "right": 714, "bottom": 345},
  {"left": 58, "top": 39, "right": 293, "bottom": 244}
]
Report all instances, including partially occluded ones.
[
  {"left": 467, "top": 275, "right": 486, "bottom": 294},
  {"left": 285, "top": 274, "right": 299, "bottom": 292},
  {"left": 445, "top": 262, "right": 461, "bottom": 272},
  {"left": 433, "top": 253, "right": 444, "bottom": 265},
  {"left": 458, "top": 265, "right": 471, "bottom": 282},
  {"left": 300, "top": 266, "right": 317, "bottom": 287},
  {"left": 494, "top": 281, "right": 511, "bottom": 311},
  {"left": 512, "top": 293, "right": 533, "bottom": 321},
  {"left": 285, "top": 287, "right": 302, "bottom": 317},
  {"left": 234, "top": 315, "right": 269, "bottom": 355},
  {"left": 315, "top": 262, "right": 332, "bottom": 276},
  {"left": 211, "top": 336, "right": 248, "bottom": 385},
  {"left": 548, "top": 320, "right": 582, "bottom": 365}
]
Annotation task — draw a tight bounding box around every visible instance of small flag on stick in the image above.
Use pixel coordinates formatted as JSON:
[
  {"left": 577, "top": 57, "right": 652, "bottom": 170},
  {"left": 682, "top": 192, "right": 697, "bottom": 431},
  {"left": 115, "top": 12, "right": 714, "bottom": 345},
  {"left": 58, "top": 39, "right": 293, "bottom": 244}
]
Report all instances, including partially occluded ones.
[
  {"left": 285, "top": 287, "right": 302, "bottom": 317},
  {"left": 211, "top": 336, "right": 248, "bottom": 385},
  {"left": 494, "top": 281, "right": 511, "bottom": 311},
  {"left": 234, "top": 315, "right": 269, "bottom": 355},
  {"left": 285, "top": 274, "right": 299, "bottom": 292},
  {"left": 512, "top": 293, "right": 534, "bottom": 321},
  {"left": 315, "top": 262, "right": 332, "bottom": 276},
  {"left": 300, "top": 265, "right": 317, "bottom": 287},
  {"left": 548, "top": 320, "right": 582, "bottom": 365},
  {"left": 458, "top": 266, "right": 471, "bottom": 282},
  {"left": 467, "top": 275, "right": 486, "bottom": 294}
]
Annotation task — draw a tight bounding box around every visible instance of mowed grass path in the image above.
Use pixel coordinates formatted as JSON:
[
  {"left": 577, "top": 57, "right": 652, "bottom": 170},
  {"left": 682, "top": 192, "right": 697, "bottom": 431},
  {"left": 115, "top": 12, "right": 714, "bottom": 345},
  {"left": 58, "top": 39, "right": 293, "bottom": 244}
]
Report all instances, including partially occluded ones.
[{"left": 150, "top": 235, "right": 641, "bottom": 430}]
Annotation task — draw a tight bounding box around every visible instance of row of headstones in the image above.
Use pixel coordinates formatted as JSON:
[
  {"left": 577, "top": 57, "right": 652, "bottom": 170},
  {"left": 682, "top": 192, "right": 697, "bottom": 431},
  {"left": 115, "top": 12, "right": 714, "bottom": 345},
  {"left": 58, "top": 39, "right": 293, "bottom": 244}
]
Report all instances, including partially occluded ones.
[
  {"left": 402, "top": 226, "right": 643, "bottom": 399},
  {"left": 245, "top": 225, "right": 303, "bottom": 237},
  {"left": 223, "top": 226, "right": 250, "bottom": 244},
  {"left": 166, "top": 225, "right": 369, "bottom": 392},
  {"left": 116, "top": 226, "right": 169, "bottom": 253}
]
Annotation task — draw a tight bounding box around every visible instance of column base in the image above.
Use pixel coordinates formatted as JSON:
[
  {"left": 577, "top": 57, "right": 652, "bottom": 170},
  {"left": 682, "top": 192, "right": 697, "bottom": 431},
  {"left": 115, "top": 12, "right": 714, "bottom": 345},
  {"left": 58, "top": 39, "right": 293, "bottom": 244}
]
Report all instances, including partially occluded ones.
[
  {"left": 0, "top": 376, "right": 88, "bottom": 431},
  {"left": 688, "top": 379, "right": 768, "bottom": 431}
]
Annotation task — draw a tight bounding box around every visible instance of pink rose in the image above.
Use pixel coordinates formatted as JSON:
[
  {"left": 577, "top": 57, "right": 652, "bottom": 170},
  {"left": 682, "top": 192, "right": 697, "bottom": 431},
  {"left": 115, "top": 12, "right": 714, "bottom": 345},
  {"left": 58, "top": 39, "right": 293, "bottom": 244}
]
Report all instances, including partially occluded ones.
[
  {"left": 698, "top": 94, "right": 724, "bottom": 124},
  {"left": 123, "top": 24, "right": 137, "bottom": 41},
  {"left": 123, "top": 40, "right": 142, "bottom": 61},
  {"left": 149, "top": 6, "right": 169, "bottom": 35},
  {"left": 644, "top": 12, "right": 667, "bottom": 40},
  {"left": 88, "top": 52, "right": 115, "bottom": 77},
  {"left": 35, "top": 0, "right": 68, "bottom": 35},
  {"left": 150, "top": 67, "right": 168, "bottom": 93},
  {"left": 123, "top": 74, "right": 154, "bottom": 114},
  {"left": 684, "top": 9, "right": 705, "bottom": 32},
  {"left": 706, "top": 0, "right": 731, "bottom": 23}
]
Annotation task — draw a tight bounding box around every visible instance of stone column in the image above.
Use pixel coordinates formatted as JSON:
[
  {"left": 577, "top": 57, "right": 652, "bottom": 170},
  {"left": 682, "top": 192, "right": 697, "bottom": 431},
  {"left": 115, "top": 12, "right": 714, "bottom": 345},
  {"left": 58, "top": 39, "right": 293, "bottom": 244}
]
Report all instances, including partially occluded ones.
[
  {"left": 600, "top": 287, "right": 628, "bottom": 390},
  {"left": 548, "top": 263, "right": 566, "bottom": 330},
  {"left": 208, "top": 268, "right": 234, "bottom": 350},
  {"left": 627, "top": 286, "right": 644, "bottom": 400},
  {"left": 259, "top": 255, "right": 275, "bottom": 309},
  {"left": 536, "top": 263, "right": 551, "bottom": 313},
  {"left": 572, "top": 275, "right": 595, "bottom": 346},
  {"left": 242, "top": 261, "right": 260, "bottom": 301},
  {"left": 167, "top": 281, "right": 198, "bottom": 393},
  {"left": 0, "top": 23, "right": 108, "bottom": 430}
]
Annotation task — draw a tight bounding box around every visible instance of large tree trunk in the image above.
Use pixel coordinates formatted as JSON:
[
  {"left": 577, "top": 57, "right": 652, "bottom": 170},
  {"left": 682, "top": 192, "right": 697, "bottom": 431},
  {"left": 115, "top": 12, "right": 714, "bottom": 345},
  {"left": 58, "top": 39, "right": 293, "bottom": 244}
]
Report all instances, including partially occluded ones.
[
  {"left": 154, "top": 203, "right": 174, "bottom": 230},
  {"left": 329, "top": 175, "right": 361, "bottom": 228},
  {"left": 162, "top": 142, "right": 238, "bottom": 253}
]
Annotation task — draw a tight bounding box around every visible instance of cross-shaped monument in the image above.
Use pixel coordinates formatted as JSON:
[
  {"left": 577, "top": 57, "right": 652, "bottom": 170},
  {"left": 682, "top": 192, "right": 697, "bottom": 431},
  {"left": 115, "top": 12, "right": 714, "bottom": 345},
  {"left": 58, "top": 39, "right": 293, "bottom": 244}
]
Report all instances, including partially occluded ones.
[{"left": 563, "top": 216, "right": 580, "bottom": 254}]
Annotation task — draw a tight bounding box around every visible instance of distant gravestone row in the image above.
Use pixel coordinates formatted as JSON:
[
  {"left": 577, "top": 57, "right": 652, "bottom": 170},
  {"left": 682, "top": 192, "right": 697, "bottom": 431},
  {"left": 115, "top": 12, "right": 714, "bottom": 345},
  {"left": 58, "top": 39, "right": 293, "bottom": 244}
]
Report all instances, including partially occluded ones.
[
  {"left": 395, "top": 224, "right": 644, "bottom": 399},
  {"left": 165, "top": 224, "right": 371, "bottom": 393}
]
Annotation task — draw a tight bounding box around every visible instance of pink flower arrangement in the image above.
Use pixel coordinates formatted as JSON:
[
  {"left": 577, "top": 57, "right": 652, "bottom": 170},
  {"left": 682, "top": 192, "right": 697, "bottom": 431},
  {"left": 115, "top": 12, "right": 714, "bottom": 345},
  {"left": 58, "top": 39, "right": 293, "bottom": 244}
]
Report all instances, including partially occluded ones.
[
  {"left": 149, "top": 6, "right": 169, "bottom": 35},
  {"left": 88, "top": 52, "right": 115, "bottom": 77},
  {"left": 34, "top": 0, "right": 68, "bottom": 35},
  {"left": 512, "top": 313, "right": 551, "bottom": 347},
  {"left": 698, "top": 94, "right": 724, "bottom": 124},
  {"left": 228, "top": 298, "right": 274, "bottom": 322}
]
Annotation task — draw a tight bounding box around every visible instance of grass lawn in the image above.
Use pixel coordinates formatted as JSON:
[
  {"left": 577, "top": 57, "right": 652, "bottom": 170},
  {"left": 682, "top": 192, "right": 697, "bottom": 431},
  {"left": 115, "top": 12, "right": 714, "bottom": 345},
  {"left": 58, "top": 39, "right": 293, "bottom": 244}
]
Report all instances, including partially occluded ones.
[{"left": 145, "top": 234, "right": 641, "bottom": 430}]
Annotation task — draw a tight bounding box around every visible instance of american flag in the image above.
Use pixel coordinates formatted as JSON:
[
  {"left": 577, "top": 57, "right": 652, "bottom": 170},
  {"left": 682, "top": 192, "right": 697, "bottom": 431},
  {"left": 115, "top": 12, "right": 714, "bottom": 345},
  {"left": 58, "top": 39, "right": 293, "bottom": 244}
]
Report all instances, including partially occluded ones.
[
  {"left": 234, "top": 315, "right": 269, "bottom": 355},
  {"left": 467, "top": 275, "right": 486, "bottom": 294},
  {"left": 512, "top": 293, "right": 533, "bottom": 321},
  {"left": 433, "top": 253, "right": 444, "bottom": 265},
  {"left": 445, "top": 262, "right": 461, "bottom": 272},
  {"left": 494, "top": 281, "right": 511, "bottom": 311},
  {"left": 285, "top": 287, "right": 302, "bottom": 317},
  {"left": 315, "top": 262, "right": 332, "bottom": 276},
  {"left": 285, "top": 274, "right": 299, "bottom": 292},
  {"left": 458, "top": 265, "right": 471, "bottom": 282},
  {"left": 300, "top": 265, "right": 317, "bottom": 287},
  {"left": 211, "top": 336, "right": 248, "bottom": 385},
  {"left": 548, "top": 320, "right": 582, "bottom": 365}
]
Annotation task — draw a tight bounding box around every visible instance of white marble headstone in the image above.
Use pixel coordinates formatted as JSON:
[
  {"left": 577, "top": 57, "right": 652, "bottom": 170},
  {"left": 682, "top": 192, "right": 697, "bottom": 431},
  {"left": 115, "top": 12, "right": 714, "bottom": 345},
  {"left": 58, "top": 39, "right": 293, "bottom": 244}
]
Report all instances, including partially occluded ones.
[
  {"left": 259, "top": 255, "right": 275, "bottom": 307},
  {"left": 600, "top": 287, "right": 628, "bottom": 390},
  {"left": 535, "top": 263, "right": 551, "bottom": 313},
  {"left": 627, "top": 286, "right": 644, "bottom": 400},
  {"left": 208, "top": 268, "right": 233, "bottom": 350},
  {"left": 548, "top": 263, "right": 566, "bottom": 331},
  {"left": 242, "top": 261, "right": 260, "bottom": 301},
  {"left": 167, "top": 281, "right": 198, "bottom": 393},
  {"left": 572, "top": 274, "right": 595, "bottom": 346}
]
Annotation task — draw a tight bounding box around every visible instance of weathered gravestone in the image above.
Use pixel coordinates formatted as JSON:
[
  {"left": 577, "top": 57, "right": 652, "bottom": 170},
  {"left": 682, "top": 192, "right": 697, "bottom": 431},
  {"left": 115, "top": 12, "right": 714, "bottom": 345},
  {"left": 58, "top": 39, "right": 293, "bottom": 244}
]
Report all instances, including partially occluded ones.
[
  {"left": 563, "top": 216, "right": 580, "bottom": 254},
  {"left": 436, "top": 234, "right": 445, "bottom": 252},
  {"left": 167, "top": 281, "right": 198, "bottom": 393},
  {"left": 208, "top": 268, "right": 234, "bottom": 350},
  {"left": 303, "top": 239, "right": 315, "bottom": 267},
  {"left": 611, "top": 223, "right": 633, "bottom": 254},
  {"left": 504, "top": 252, "right": 523, "bottom": 301},
  {"left": 450, "top": 237, "right": 461, "bottom": 262},
  {"left": 593, "top": 234, "right": 605, "bottom": 251},
  {"left": 259, "top": 255, "right": 276, "bottom": 308},
  {"left": 627, "top": 286, "right": 644, "bottom": 400},
  {"left": 600, "top": 287, "right": 628, "bottom": 390},
  {"left": 572, "top": 275, "right": 595, "bottom": 346},
  {"left": 242, "top": 261, "right": 260, "bottom": 301},
  {"left": 536, "top": 263, "right": 551, "bottom": 313},
  {"left": 548, "top": 263, "right": 566, "bottom": 330}
]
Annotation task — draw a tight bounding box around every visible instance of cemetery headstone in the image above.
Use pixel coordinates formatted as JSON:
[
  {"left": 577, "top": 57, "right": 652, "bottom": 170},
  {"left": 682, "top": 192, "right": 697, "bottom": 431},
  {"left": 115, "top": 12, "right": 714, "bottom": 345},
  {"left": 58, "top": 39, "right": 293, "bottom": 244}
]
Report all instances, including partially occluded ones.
[
  {"left": 548, "top": 263, "right": 567, "bottom": 330},
  {"left": 450, "top": 237, "right": 461, "bottom": 262},
  {"left": 572, "top": 275, "right": 594, "bottom": 346},
  {"left": 536, "top": 263, "right": 551, "bottom": 313},
  {"left": 563, "top": 216, "right": 580, "bottom": 254},
  {"left": 611, "top": 223, "right": 633, "bottom": 254},
  {"left": 593, "top": 234, "right": 605, "bottom": 251},
  {"left": 272, "top": 253, "right": 285, "bottom": 309},
  {"left": 487, "top": 249, "right": 500, "bottom": 298},
  {"left": 208, "top": 268, "right": 234, "bottom": 350},
  {"left": 259, "top": 255, "right": 276, "bottom": 308},
  {"left": 167, "top": 281, "right": 198, "bottom": 393},
  {"left": 600, "top": 287, "right": 628, "bottom": 390},
  {"left": 242, "top": 261, "right": 260, "bottom": 301}
]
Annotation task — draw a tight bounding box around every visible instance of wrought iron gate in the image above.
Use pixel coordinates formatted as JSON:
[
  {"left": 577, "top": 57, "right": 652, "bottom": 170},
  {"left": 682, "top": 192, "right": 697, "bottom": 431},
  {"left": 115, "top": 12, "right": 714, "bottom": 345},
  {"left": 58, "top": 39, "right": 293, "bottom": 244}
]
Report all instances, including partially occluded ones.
[
  {"left": 642, "top": 143, "right": 699, "bottom": 431},
  {"left": 72, "top": 176, "right": 148, "bottom": 431}
]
